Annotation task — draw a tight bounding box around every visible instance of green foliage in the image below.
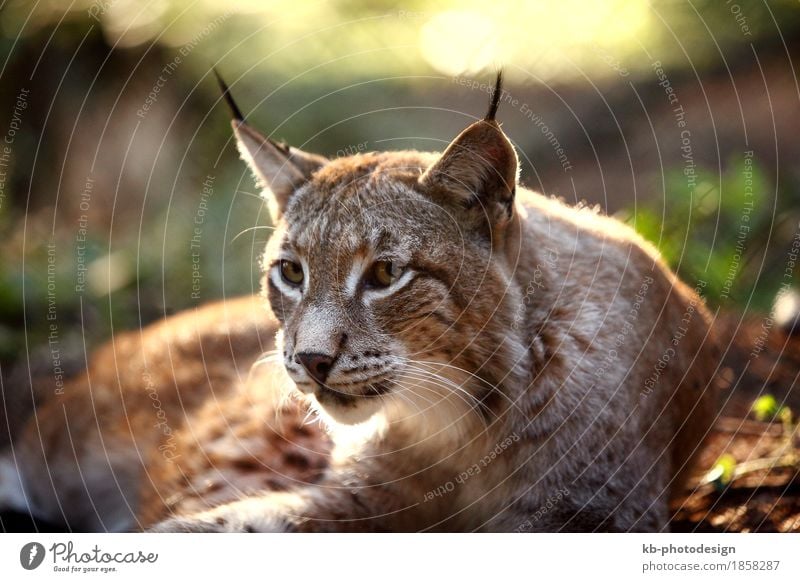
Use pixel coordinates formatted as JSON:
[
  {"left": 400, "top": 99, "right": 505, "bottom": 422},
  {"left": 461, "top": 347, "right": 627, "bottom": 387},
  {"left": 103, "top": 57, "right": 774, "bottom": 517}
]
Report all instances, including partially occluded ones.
[
  {"left": 708, "top": 453, "right": 737, "bottom": 491},
  {"left": 752, "top": 395, "right": 780, "bottom": 422},
  {"left": 752, "top": 394, "right": 794, "bottom": 427},
  {"left": 624, "top": 155, "right": 798, "bottom": 310},
  {"left": 0, "top": 174, "right": 269, "bottom": 364}
]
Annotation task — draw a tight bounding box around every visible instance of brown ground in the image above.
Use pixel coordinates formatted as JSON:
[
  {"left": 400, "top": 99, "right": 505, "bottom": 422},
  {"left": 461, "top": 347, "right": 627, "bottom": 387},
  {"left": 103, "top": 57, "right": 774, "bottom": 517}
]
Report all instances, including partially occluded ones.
[{"left": 671, "top": 313, "right": 800, "bottom": 532}]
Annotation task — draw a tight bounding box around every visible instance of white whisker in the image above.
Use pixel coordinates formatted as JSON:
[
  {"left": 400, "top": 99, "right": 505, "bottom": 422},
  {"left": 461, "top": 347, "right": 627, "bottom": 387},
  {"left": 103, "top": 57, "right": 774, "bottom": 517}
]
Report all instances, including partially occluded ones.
[
  {"left": 403, "top": 358, "right": 519, "bottom": 413},
  {"left": 398, "top": 368, "right": 492, "bottom": 430}
]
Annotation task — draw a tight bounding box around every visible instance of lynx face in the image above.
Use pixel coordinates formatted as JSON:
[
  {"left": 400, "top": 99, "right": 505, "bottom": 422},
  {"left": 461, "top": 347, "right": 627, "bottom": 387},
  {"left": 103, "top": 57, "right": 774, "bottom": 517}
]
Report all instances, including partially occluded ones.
[
  {"left": 263, "top": 154, "right": 513, "bottom": 425},
  {"left": 226, "top": 75, "right": 520, "bottom": 426}
]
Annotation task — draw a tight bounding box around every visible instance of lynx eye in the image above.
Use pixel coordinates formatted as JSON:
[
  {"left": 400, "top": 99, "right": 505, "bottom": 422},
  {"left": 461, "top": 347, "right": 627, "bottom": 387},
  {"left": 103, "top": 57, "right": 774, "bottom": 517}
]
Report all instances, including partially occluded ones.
[
  {"left": 280, "top": 260, "right": 304, "bottom": 286},
  {"left": 366, "top": 260, "right": 403, "bottom": 289}
]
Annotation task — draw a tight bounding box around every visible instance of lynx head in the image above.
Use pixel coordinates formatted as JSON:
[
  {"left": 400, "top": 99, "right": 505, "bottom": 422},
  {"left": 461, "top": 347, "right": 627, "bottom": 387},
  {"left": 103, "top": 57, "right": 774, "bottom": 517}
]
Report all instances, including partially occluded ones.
[{"left": 222, "top": 72, "right": 527, "bottom": 430}]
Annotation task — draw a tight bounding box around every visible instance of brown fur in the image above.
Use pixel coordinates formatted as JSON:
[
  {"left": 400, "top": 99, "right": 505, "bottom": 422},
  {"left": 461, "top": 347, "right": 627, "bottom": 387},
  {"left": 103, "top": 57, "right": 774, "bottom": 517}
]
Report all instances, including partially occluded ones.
[{"left": 8, "top": 296, "right": 280, "bottom": 530}]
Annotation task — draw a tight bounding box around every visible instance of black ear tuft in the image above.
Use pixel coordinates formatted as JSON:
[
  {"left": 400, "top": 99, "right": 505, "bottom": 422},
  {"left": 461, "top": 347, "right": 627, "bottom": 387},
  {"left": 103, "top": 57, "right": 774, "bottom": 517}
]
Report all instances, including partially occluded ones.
[
  {"left": 420, "top": 71, "right": 518, "bottom": 232},
  {"left": 213, "top": 69, "right": 244, "bottom": 122},
  {"left": 484, "top": 70, "right": 503, "bottom": 122},
  {"left": 224, "top": 76, "right": 329, "bottom": 218}
]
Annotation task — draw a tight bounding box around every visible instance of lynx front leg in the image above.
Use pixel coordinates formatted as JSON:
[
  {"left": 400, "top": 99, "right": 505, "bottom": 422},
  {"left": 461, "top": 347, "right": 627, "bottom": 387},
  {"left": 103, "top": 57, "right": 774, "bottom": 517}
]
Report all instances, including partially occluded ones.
[
  {"left": 150, "top": 492, "right": 304, "bottom": 532},
  {"left": 151, "top": 474, "right": 403, "bottom": 532}
]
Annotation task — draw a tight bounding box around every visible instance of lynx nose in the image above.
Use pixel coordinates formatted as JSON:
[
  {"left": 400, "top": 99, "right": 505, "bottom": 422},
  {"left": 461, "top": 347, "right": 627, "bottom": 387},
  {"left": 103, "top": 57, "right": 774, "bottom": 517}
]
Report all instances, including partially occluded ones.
[{"left": 295, "top": 352, "right": 335, "bottom": 385}]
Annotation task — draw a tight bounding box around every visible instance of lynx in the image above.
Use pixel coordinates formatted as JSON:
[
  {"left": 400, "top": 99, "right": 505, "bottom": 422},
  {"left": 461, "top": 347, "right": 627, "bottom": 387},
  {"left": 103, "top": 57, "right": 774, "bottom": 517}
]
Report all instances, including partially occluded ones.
[{"left": 1, "top": 73, "right": 718, "bottom": 532}]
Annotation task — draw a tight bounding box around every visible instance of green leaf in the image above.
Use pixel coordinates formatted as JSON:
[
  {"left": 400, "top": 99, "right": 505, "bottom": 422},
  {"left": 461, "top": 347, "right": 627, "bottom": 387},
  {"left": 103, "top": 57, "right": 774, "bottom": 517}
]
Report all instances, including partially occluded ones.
[
  {"left": 751, "top": 395, "right": 779, "bottom": 422},
  {"left": 707, "top": 454, "right": 737, "bottom": 490}
]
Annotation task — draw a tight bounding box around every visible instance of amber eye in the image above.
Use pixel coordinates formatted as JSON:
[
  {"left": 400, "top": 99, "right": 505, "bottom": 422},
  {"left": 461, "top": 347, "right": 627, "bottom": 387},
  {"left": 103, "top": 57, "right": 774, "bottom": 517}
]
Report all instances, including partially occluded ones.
[
  {"left": 280, "top": 260, "right": 304, "bottom": 286},
  {"left": 366, "top": 260, "right": 403, "bottom": 288}
]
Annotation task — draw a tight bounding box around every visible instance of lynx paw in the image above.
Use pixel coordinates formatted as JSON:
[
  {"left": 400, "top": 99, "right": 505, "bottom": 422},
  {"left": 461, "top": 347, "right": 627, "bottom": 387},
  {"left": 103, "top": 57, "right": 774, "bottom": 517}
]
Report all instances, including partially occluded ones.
[{"left": 150, "top": 503, "right": 295, "bottom": 533}]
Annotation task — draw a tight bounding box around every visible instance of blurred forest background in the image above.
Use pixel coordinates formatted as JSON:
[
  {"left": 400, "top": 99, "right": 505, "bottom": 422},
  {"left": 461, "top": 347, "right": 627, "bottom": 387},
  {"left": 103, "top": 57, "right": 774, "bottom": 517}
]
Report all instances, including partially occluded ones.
[{"left": 1, "top": 0, "right": 799, "bottom": 383}]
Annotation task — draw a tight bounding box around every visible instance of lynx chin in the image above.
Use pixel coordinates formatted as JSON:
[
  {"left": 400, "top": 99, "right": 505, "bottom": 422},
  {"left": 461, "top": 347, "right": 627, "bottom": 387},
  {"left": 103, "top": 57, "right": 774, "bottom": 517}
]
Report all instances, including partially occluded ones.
[{"left": 3, "top": 72, "right": 718, "bottom": 532}]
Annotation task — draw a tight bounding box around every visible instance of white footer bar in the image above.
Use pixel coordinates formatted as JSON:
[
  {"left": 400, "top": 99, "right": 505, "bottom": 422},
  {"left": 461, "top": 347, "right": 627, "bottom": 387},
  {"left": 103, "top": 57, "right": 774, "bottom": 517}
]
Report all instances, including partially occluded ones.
[{"left": 1, "top": 533, "right": 796, "bottom": 580}]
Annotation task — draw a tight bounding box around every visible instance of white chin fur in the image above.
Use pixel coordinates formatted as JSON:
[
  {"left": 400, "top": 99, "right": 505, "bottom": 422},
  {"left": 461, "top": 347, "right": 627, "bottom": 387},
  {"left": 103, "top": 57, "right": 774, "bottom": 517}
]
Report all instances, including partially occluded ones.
[{"left": 311, "top": 394, "right": 384, "bottom": 426}]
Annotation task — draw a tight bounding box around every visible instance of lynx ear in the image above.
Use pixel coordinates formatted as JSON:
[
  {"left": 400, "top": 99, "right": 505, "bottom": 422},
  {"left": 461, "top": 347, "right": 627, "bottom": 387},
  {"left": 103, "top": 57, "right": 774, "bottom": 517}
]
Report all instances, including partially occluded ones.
[
  {"left": 232, "top": 121, "right": 327, "bottom": 216},
  {"left": 215, "top": 71, "right": 327, "bottom": 217},
  {"left": 419, "top": 72, "right": 518, "bottom": 228}
]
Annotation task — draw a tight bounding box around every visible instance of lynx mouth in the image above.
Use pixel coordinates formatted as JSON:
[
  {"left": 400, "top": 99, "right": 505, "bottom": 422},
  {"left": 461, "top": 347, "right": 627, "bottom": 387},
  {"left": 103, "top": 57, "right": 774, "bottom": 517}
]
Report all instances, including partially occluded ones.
[
  {"left": 315, "top": 384, "right": 357, "bottom": 407},
  {"left": 287, "top": 362, "right": 397, "bottom": 423},
  {"left": 314, "top": 378, "right": 393, "bottom": 408}
]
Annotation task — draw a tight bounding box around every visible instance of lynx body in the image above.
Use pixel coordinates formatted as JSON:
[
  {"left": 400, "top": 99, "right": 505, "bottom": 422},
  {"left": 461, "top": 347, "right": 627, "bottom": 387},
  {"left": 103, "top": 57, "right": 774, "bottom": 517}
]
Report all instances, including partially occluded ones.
[{"left": 2, "top": 75, "right": 717, "bottom": 532}]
